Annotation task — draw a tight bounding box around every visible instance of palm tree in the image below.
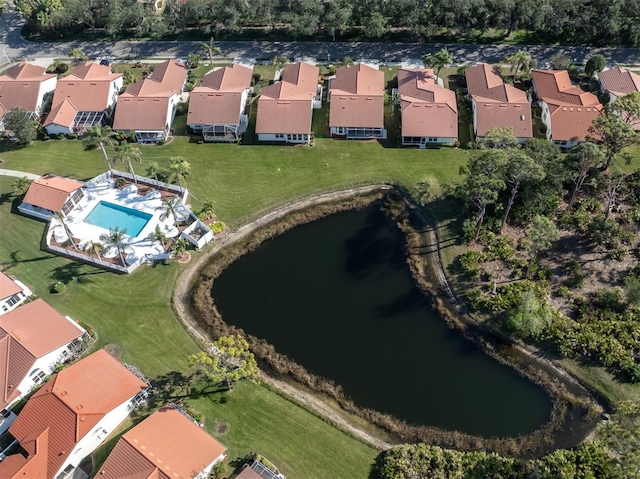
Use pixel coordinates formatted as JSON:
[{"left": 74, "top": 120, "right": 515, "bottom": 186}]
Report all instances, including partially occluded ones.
[
  {"left": 197, "top": 201, "right": 216, "bottom": 221},
  {"left": 147, "top": 225, "right": 168, "bottom": 249},
  {"left": 198, "top": 37, "right": 222, "bottom": 66},
  {"left": 100, "top": 227, "right": 129, "bottom": 267},
  {"left": 114, "top": 142, "right": 142, "bottom": 183},
  {"left": 273, "top": 55, "right": 288, "bottom": 73},
  {"left": 83, "top": 124, "right": 118, "bottom": 171},
  {"left": 11, "top": 176, "right": 32, "bottom": 197},
  {"left": 171, "top": 238, "right": 189, "bottom": 260},
  {"left": 165, "top": 157, "right": 191, "bottom": 188},
  {"left": 69, "top": 48, "right": 87, "bottom": 65},
  {"left": 423, "top": 48, "right": 452, "bottom": 83},
  {"left": 340, "top": 56, "right": 354, "bottom": 66},
  {"left": 507, "top": 50, "right": 534, "bottom": 82},
  {"left": 156, "top": 197, "right": 183, "bottom": 226},
  {"left": 53, "top": 212, "right": 80, "bottom": 252},
  {"left": 83, "top": 240, "right": 104, "bottom": 260},
  {"left": 145, "top": 161, "right": 161, "bottom": 185}
]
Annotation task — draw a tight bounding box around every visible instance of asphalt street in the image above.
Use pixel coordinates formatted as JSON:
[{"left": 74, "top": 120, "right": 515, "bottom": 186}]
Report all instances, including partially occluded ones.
[{"left": 2, "top": 2, "right": 640, "bottom": 66}]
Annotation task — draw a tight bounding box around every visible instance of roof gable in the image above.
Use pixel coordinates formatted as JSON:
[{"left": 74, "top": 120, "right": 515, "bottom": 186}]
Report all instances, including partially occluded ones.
[
  {"left": 0, "top": 272, "right": 23, "bottom": 301},
  {"left": 201, "top": 63, "right": 253, "bottom": 92},
  {"left": 599, "top": 67, "right": 640, "bottom": 96},
  {"left": 22, "top": 174, "right": 84, "bottom": 213}
]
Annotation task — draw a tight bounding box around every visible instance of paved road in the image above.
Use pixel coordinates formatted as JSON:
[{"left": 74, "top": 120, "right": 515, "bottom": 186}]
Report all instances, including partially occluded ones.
[{"left": 2, "top": 1, "right": 640, "bottom": 66}]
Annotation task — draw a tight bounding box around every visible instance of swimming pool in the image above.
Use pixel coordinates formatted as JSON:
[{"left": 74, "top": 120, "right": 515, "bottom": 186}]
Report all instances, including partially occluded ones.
[{"left": 84, "top": 201, "right": 152, "bottom": 237}]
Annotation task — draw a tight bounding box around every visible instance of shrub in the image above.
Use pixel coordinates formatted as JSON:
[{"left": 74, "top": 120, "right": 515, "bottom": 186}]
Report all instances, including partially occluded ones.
[
  {"left": 185, "top": 82, "right": 194, "bottom": 92},
  {"left": 458, "top": 251, "right": 484, "bottom": 280},
  {"left": 594, "top": 288, "right": 623, "bottom": 312},
  {"left": 252, "top": 72, "right": 262, "bottom": 85},
  {"left": 211, "top": 221, "right": 226, "bottom": 235},
  {"left": 51, "top": 281, "right": 65, "bottom": 293}
]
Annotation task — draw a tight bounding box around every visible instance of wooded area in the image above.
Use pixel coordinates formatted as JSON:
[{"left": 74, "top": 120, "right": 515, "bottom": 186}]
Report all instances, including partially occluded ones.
[{"left": 15, "top": 0, "right": 640, "bottom": 46}]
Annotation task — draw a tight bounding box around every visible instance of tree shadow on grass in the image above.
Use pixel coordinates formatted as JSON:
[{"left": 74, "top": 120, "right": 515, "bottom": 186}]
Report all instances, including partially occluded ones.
[
  {"left": 51, "top": 261, "right": 109, "bottom": 284},
  {"left": 148, "top": 372, "right": 229, "bottom": 408}
]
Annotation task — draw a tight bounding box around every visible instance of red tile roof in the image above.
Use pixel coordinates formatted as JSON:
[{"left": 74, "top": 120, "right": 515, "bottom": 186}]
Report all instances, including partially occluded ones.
[
  {"left": 187, "top": 64, "right": 253, "bottom": 125},
  {"left": 43, "top": 62, "right": 122, "bottom": 128},
  {"left": 329, "top": 64, "right": 385, "bottom": 128},
  {"left": 0, "top": 63, "right": 56, "bottom": 116},
  {"left": 0, "top": 272, "right": 23, "bottom": 301},
  {"left": 113, "top": 60, "right": 188, "bottom": 132},
  {"left": 398, "top": 68, "right": 458, "bottom": 138},
  {"left": 98, "top": 405, "right": 226, "bottom": 479},
  {"left": 22, "top": 174, "right": 84, "bottom": 213},
  {"left": 465, "top": 63, "right": 532, "bottom": 139},
  {"left": 0, "top": 327, "right": 33, "bottom": 409},
  {"left": 532, "top": 69, "right": 602, "bottom": 141},
  {"left": 1, "top": 350, "right": 148, "bottom": 479},
  {"left": 256, "top": 62, "right": 319, "bottom": 135},
  {"left": 599, "top": 67, "right": 640, "bottom": 97},
  {"left": 236, "top": 466, "right": 264, "bottom": 479}
]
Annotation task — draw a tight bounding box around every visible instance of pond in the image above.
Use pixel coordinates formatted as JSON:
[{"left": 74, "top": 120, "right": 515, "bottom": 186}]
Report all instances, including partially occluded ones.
[{"left": 211, "top": 202, "right": 552, "bottom": 438}]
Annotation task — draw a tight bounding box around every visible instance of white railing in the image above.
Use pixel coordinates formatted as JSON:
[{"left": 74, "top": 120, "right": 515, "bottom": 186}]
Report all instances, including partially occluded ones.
[
  {"left": 109, "top": 169, "right": 189, "bottom": 201},
  {"left": 181, "top": 218, "right": 214, "bottom": 249}
]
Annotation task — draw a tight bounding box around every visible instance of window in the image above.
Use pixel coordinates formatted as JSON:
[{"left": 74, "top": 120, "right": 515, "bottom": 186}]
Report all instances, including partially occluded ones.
[
  {"left": 6, "top": 294, "right": 21, "bottom": 307},
  {"left": 93, "top": 427, "right": 108, "bottom": 441},
  {"left": 30, "top": 369, "right": 46, "bottom": 384},
  {"left": 56, "top": 464, "right": 75, "bottom": 479},
  {"left": 275, "top": 134, "right": 284, "bottom": 139}
]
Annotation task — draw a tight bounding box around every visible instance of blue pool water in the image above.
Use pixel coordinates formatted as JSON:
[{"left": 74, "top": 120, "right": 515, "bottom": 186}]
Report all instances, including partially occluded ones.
[{"left": 84, "top": 201, "right": 152, "bottom": 237}]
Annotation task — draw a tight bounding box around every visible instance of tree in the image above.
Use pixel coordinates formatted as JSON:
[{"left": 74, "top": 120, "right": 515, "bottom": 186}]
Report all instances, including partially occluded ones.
[
  {"left": 423, "top": 47, "right": 452, "bottom": 82},
  {"left": 507, "top": 49, "right": 535, "bottom": 81},
  {"left": 147, "top": 225, "right": 168, "bottom": 249},
  {"left": 83, "top": 239, "right": 104, "bottom": 260},
  {"left": 565, "top": 142, "right": 606, "bottom": 208},
  {"left": 145, "top": 160, "right": 160, "bottom": 184},
  {"left": 601, "top": 171, "right": 625, "bottom": 220},
  {"left": 100, "top": 226, "right": 129, "bottom": 266},
  {"left": 114, "top": 141, "right": 142, "bottom": 183},
  {"left": 69, "top": 47, "right": 87, "bottom": 64},
  {"left": 505, "top": 289, "right": 552, "bottom": 339},
  {"left": 585, "top": 54, "right": 606, "bottom": 77},
  {"left": 165, "top": 156, "right": 191, "bottom": 188},
  {"left": 83, "top": 124, "right": 118, "bottom": 171},
  {"left": 188, "top": 334, "right": 259, "bottom": 390},
  {"left": 362, "top": 10, "right": 388, "bottom": 39},
  {"left": 198, "top": 37, "right": 221, "bottom": 66},
  {"left": 3, "top": 108, "right": 38, "bottom": 145},
  {"left": 171, "top": 237, "right": 189, "bottom": 260},
  {"left": 11, "top": 176, "right": 32, "bottom": 197},
  {"left": 460, "top": 150, "right": 508, "bottom": 240},
  {"left": 156, "top": 197, "right": 183, "bottom": 225},
  {"left": 502, "top": 152, "right": 545, "bottom": 230},
  {"left": 549, "top": 52, "right": 571, "bottom": 70},
  {"left": 598, "top": 401, "right": 640, "bottom": 476},
  {"left": 477, "top": 126, "right": 519, "bottom": 149},
  {"left": 186, "top": 52, "right": 201, "bottom": 69},
  {"left": 526, "top": 214, "right": 559, "bottom": 256},
  {"left": 197, "top": 200, "right": 216, "bottom": 221},
  {"left": 53, "top": 212, "right": 80, "bottom": 252},
  {"left": 273, "top": 55, "right": 288, "bottom": 72},
  {"left": 615, "top": 91, "right": 640, "bottom": 128},
  {"left": 340, "top": 56, "right": 354, "bottom": 66},
  {"left": 323, "top": 0, "right": 352, "bottom": 41},
  {"left": 588, "top": 107, "right": 640, "bottom": 169}
]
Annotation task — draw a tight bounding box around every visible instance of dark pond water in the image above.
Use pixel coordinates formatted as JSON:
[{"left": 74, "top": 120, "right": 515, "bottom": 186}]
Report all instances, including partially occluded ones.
[{"left": 211, "top": 203, "right": 553, "bottom": 437}]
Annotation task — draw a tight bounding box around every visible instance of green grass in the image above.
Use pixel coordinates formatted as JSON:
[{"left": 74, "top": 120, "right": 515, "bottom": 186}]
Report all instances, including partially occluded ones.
[{"left": 558, "top": 359, "right": 640, "bottom": 405}]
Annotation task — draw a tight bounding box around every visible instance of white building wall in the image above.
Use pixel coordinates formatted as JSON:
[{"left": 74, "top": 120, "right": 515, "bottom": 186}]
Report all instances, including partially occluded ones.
[
  {"left": 108, "top": 78, "right": 124, "bottom": 110},
  {"left": 0, "top": 280, "right": 32, "bottom": 315},
  {"left": 196, "top": 454, "right": 226, "bottom": 479},
  {"left": 45, "top": 123, "right": 73, "bottom": 136},
  {"left": 539, "top": 101, "right": 552, "bottom": 141},
  {"left": 53, "top": 397, "right": 138, "bottom": 478},
  {"left": 258, "top": 133, "right": 287, "bottom": 142},
  {"left": 471, "top": 97, "right": 478, "bottom": 135},
  {"left": 36, "top": 77, "right": 58, "bottom": 113}
]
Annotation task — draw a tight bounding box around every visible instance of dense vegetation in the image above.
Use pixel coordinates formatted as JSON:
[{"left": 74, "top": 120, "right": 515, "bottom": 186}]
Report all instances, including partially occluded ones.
[{"left": 16, "top": 0, "right": 640, "bottom": 46}]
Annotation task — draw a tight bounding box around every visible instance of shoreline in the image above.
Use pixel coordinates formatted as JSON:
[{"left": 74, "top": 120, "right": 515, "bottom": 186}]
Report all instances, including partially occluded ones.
[{"left": 174, "top": 185, "right": 602, "bottom": 457}]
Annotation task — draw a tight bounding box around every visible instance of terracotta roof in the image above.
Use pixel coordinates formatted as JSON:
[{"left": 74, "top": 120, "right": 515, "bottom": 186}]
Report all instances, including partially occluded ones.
[
  {"left": 329, "top": 64, "right": 384, "bottom": 128},
  {"left": 187, "top": 64, "right": 253, "bottom": 125},
  {"left": 2, "top": 350, "right": 148, "bottom": 479},
  {"left": 0, "top": 63, "right": 56, "bottom": 116},
  {"left": 532, "top": 69, "right": 602, "bottom": 141},
  {"left": 236, "top": 466, "right": 264, "bottom": 479},
  {"left": 43, "top": 62, "right": 121, "bottom": 128},
  {"left": 0, "top": 327, "right": 33, "bottom": 409},
  {"left": 256, "top": 62, "right": 319, "bottom": 135},
  {"left": 112, "top": 96, "right": 171, "bottom": 131},
  {"left": 113, "top": 60, "right": 187, "bottom": 132},
  {"left": 98, "top": 405, "right": 226, "bottom": 479},
  {"left": 0, "top": 272, "right": 23, "bottom": 301},
  {"left": 599, "top": 67, "right": 640, "bottom": 97},
  {"left": 465, "top": 63, "right": 532, "bottom": 138},
  {"left": 22, "top": 174, "right": 84, "bottom": 213},
  {"left": 398, "top": 68, "right": 458, "bottom": 138}
]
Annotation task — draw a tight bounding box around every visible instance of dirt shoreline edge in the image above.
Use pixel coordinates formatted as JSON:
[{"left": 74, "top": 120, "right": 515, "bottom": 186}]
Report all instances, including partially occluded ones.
[{"left": 172, "top": 185, "right": 601, "bottom": 456}]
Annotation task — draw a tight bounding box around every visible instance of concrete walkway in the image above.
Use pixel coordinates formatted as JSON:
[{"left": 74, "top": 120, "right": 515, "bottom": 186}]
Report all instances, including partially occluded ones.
[{"left": 0, "top": 169, "right": 40, "bottom": 180}]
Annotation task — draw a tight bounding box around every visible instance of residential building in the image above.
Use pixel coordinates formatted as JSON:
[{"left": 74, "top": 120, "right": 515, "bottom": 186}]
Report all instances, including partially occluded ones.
[
  {"left": 19, "top": 174, "right": 85, "bottom": 221},
  {"left": 0, "top": 62, "right": 57, "bottom": 132},
  {"left": 255, "top": 62, "right": 321, "bottom": 144},
  {"left": 465, "top": 63, "right": 532, "bottom": 143},
  {"left": 0, "top": 349, "right": 149, "bottom": 479},
  {"left": 97, "top": 403, "right": 227, "bottom": 479},
  {"left": 0, "top": 272, "right": 32, "bottom": 315},
  {"left": 598, "top": 67, "right": 640, "bottom": 130},
  {"left": 328, "top": 63, "right": 387, "bottom": 140},
  {"left": 397, "top": 68, "right": 458, "bottom": 146},
  {"left": 43, "top": 62, "right": 123, "bottom": 136},
  {"left": 113, "top": 60, "right": 188, "bottom": 143},
  {"left": 531, "top": 69, "right": 602, "bottom": 148},
  {"left": 187, "top": 63, "right": 253, "bottom": 142},
  {"left": 0, "top": 299, "right": 86, "bottom": 434}
]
